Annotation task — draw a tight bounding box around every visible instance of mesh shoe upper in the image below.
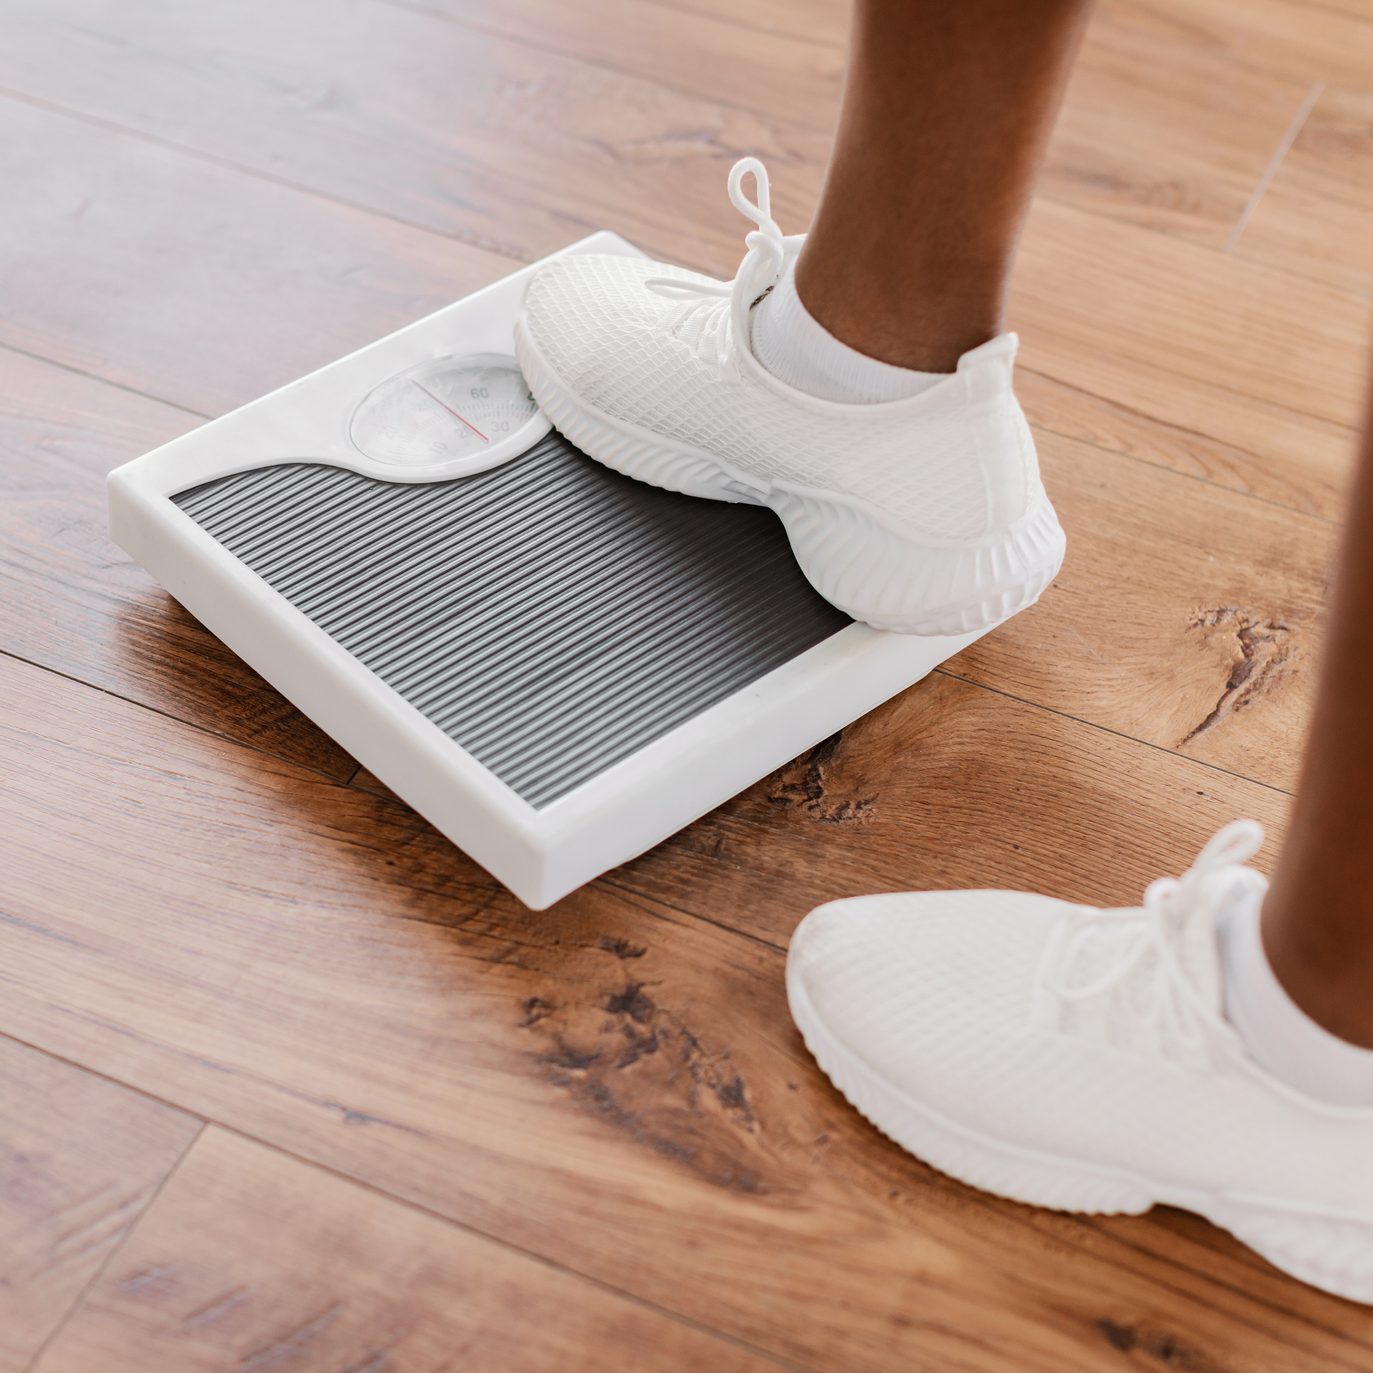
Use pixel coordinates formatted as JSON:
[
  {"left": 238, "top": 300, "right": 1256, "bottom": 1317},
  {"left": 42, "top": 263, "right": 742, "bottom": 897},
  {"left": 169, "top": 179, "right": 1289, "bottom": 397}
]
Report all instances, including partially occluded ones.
[
  {"left": 788, "top": 824, "right": 1373, "bottom": 1213},
  {"left": 517, "top": 157, "right": 1065, "bottom": 635},
  {"left": 520, "top": 244, "right": 1041, "bottom": 546}
]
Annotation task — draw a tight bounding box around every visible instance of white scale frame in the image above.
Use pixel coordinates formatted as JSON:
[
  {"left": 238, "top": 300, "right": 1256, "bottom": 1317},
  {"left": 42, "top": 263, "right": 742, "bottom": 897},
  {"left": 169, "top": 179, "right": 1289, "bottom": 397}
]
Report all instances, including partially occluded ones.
[{"left": 109, "top": 234, "right": 986, "bottom": 908}]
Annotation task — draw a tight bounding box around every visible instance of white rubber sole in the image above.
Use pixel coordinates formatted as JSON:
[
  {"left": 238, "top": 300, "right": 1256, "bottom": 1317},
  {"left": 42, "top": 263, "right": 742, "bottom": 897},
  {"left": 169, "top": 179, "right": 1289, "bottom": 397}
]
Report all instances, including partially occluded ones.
[
  {"left": 514, "top": 319, "right": 1065, "bottom": 635},
  {"left": 786, "top": 959, "right": 1373, "bottom": 1304}
]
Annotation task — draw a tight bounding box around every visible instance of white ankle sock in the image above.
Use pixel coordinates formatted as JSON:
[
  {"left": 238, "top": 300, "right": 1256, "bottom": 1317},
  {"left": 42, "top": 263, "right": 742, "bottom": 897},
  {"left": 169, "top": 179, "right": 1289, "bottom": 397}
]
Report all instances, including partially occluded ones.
[
  {"left": 750, "top": 263, "right": 948, "bottom": 404},
  {"left": 1219, "top": 893, "right": 1373, "bottom": 1106}
]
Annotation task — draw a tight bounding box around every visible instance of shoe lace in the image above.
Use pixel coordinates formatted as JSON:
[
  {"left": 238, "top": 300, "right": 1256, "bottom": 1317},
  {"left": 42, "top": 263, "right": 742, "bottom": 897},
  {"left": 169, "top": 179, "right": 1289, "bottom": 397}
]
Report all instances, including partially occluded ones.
[
  {"left": 644, "top": 157, "right": 804, "bottom": 368},
  {"left": 1035, "top": 820, "right": 1267, "bottom": 1057}
]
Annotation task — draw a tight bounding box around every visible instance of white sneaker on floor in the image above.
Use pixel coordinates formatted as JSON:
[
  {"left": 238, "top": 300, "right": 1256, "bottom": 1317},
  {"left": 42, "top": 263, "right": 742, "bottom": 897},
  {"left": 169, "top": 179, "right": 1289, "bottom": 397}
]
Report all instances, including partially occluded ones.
[
  {"left": 787, "top": 822, "right": 1373, "bottom": 1302},
  {"left": 515, "top": 158, "right": 1064, "bottom": 635}
]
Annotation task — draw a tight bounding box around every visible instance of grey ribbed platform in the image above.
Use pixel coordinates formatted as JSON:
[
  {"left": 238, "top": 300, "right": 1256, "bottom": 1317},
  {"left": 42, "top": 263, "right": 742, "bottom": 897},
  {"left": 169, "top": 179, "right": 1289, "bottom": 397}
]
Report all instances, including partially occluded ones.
[{"left": 173, "top": 433, "right": 849, "bottom": 807}]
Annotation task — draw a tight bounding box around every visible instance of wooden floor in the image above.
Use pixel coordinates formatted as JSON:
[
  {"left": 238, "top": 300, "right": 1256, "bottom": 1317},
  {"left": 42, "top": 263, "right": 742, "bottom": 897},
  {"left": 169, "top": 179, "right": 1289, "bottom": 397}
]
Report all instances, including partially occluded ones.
[{"left": 3, "top": 0, "right": 1373, "bottom": 1367}]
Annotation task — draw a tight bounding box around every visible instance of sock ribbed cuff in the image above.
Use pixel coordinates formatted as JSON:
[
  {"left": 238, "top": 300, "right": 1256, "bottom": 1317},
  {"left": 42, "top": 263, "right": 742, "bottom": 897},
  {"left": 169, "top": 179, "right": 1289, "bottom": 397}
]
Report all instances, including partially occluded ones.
[
  {"left": 1219, "top": 895, "right": 1373, "bottom": 1106},
  {"left": 749, "top": 263, "right": 948, "bottom": 405}
]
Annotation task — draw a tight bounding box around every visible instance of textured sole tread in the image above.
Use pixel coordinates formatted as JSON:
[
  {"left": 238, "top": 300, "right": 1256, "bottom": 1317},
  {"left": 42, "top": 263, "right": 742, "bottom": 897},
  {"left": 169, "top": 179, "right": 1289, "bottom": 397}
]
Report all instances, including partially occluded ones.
[{"left": 786, "top": 959, "right": 1373, "bottom": 1304}]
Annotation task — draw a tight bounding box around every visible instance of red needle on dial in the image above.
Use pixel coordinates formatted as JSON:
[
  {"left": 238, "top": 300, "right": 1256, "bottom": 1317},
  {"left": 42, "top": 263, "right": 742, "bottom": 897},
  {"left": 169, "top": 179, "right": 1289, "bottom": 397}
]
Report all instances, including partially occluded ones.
[{"left": 412, "top": 380, "right": 489, "bottom": 441}]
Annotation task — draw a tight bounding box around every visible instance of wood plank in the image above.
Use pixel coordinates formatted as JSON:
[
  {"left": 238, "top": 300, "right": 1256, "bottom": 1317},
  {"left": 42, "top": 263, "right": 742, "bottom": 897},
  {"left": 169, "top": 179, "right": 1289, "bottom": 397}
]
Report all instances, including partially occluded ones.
[
  {"left": 603, "top": 0, "right": 1373, "bottom": 298},
  {"left": 0, "top": 1035, "right": 199, "bottom": 1373},
  {"left": 0, "top": 0, "right": 769, "bottom": 282},
  {"left": 634, "top": 0, "right": 835, "bottom": 42},
  {"left": 0, "top": 348, "right": 354, "bottom": 779},
  {"left": 1314, "top": 0, "right": 1373, "bottom": 23},
  {"left": 1111, "top": 0, "right": 1373, "bottom": 89},
  {"left": 394, "top": 0, "right": 847, "bottom": 143},
  {"left": 10, "top": 655, "right": 1373, "bottom": 1370},
  {"left": 32, "top": 1128, "right": 778, "bottom": 1373},
  {"left": 955, "top": 428, "right": 1334, "bottom": 793},
  {"left": 403, "top": 0, "right": 1313, "bottom": 248},
  {"left": 0, "top": 27, "right": 1365, "bottom": 520},
  {"left": 1010, "top": 196, "right": 1368, "bottom": 522},
  {"left": 645, "top": 0, "right": 1373, "bottom": 90},
  {"left": 1047, "top": 5, "right": 1309, "bottom": 246},
  {"left": 606, "top": 670, "right": 1297, "bottom": 948},
  {"left": 1012, "top": 365, "right": 1351, "bottom": 525},
  {"left": 1236, "top": 83, "right": 1373, "bottom": 299},
  {"left": 0, "top": 98, "right": 515, "bottom": 418}
]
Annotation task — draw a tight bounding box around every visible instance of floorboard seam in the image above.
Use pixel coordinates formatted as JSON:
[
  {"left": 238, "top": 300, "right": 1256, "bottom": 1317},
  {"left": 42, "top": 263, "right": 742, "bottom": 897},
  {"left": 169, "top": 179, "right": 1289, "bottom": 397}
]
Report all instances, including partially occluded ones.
[
  {"left": 932, "top": 666, "right": 1296, "bottom": 799},
  {"left": 0, "top": 1032, "right": 808, "bottom": 1372},
  {"left": 1225, "top": 80, "right": 1325, "bottom": 254},
  {"left": 0, "top": 51, "right": 1363, "bottom": 321},
  {"left": 0, "top": 342, "right": 212, "bottom": 421},
  {"left": 1021, "top": 365, "right": 1349, "bottom": 527},
  {"left": 0, "top": 84, "right": 532, "bottom": 270},
  {"left": 0, "top": 648, "right": 355, "bottom": 789},
  {"left": 18, "top": 1120, "right": 209, "bottom": 1373}
]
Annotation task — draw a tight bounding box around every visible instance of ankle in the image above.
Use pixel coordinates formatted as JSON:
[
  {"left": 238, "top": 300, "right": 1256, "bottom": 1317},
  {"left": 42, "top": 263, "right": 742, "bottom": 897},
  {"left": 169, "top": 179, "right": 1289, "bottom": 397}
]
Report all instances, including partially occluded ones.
[
  {"left": 793, "top": 255, "right": 1007, "bottom": 373},
  {"left": 1259, "top": 917, "right": 1373, "bottom": 1050},
  {"left": 1219, "top": 896, "right": 1373, "bottom": 1104},
  {"left": 751, "top": 263, "right": 950, "bottom": 404}
]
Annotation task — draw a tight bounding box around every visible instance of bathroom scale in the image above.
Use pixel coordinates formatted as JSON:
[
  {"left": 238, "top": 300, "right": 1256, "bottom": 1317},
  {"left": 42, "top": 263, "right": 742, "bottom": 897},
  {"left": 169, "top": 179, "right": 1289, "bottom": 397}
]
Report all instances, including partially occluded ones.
[{"left": 108, "top": 233, "right": 987, "bottom": 908}]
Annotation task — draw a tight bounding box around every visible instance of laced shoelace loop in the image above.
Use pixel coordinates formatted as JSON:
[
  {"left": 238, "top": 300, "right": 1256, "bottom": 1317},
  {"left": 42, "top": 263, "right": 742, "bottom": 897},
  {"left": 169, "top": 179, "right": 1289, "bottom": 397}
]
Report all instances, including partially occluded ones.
[
  {"left": 644, "top": 157, "right": 803, "bottom": 366},
  {"left": 727, "top": 155, "right": 790, "bottom": 284},
  {"left": 1038, "top": 820, "right": 1267, "bottom": 1054}
]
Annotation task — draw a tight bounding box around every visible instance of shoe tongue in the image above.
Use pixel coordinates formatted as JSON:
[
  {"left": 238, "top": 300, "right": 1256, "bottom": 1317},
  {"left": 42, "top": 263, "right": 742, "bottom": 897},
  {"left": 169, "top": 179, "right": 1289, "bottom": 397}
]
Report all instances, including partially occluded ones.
[{"left": 1175, "top": 875, "right": 1263, "bottom": 1013}]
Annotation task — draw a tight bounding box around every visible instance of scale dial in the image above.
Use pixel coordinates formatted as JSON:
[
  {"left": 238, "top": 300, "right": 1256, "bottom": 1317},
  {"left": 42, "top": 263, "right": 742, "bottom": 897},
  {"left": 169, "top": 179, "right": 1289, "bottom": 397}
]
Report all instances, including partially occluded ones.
[{"left": 349, "top": 353, "right": 548, "bottom": 472}]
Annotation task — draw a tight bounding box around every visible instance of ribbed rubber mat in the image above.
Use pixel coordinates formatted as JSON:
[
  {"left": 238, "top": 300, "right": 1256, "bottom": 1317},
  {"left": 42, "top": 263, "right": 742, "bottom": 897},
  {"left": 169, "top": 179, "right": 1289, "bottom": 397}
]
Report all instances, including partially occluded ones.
[{"left": 173, "top": 433, "right": 850, "bottom": 807}]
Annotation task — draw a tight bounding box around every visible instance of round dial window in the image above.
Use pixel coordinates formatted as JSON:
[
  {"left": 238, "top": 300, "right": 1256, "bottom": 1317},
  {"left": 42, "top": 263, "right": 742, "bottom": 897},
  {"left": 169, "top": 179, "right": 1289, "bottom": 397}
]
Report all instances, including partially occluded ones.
[{"left": 349, "top": 353, "right": 547, "bottom": 469}]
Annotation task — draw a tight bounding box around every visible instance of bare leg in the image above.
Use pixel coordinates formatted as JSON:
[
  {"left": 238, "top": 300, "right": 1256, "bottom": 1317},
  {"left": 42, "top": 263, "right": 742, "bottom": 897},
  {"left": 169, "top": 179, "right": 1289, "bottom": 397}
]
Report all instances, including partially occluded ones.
[
  {"left": 795, "top": 0, "right": 1094, "bottom": 373},
  {"left": 1263, "top": 382, "right": 1373, "bottom": 1048}
]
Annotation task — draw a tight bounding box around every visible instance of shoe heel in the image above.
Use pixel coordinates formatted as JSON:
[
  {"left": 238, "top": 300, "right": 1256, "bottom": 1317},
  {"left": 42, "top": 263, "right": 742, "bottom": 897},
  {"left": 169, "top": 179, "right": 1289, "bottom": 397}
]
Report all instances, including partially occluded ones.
[
  {"left": 1210, "top": 1200, "right": 1373, "bottom": 1303},
  {"left": 774, "top": 489, "right": 1067, "bottom": 636}
]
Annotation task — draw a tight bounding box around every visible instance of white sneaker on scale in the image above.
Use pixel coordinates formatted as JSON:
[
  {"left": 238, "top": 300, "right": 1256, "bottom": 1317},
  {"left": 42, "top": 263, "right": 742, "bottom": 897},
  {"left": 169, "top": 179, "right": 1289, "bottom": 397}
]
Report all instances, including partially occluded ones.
[
  {"left": 515, "top": 158, "right": 1064, "bottom": 635},
  {"left": 787, "top": 822, "right": 1373, "bottom": 1303}
]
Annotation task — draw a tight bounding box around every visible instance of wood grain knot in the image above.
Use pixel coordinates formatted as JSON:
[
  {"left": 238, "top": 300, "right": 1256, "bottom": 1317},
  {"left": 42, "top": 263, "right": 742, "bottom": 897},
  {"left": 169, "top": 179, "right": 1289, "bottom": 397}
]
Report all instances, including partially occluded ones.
[{"left": 1181, "top": 606, "right": 1294, "bottom": 745}]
